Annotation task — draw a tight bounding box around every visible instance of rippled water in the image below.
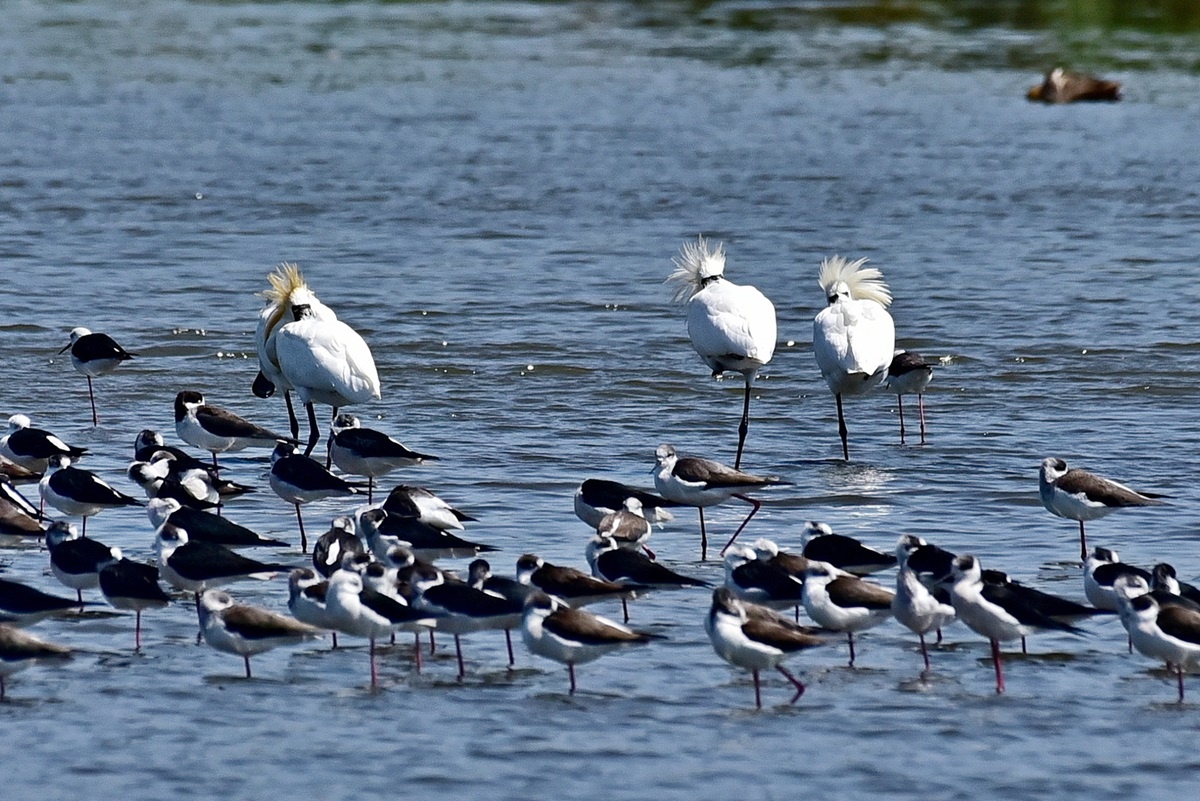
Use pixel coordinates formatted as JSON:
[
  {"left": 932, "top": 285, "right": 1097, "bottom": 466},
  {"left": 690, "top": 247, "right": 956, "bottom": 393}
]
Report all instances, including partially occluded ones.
[{"left": 4, "top": 2, "right": 1200, "bottom": 799}]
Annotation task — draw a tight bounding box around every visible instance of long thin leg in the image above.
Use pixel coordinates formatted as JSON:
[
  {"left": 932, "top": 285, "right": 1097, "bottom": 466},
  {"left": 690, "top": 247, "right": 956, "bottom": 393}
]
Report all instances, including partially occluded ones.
[
  {"left": 897, "top": 394, "right": 906, "bottom": 444},
  {"left": 568, "top": 663, "right": 577, "bottom": 694},
  {"left": 455, "top": 634, "right": 466, "bottom": 680},
  {"left": 836, "top": 393, "right": 849, "bottom": 461},
  {"left": 719, "top": 494, "right": 763, "bottom": 555},
  {"left": 505, "top": 629, "right": 515, "bottom": 668},
  {"left": 295, "top": 504, "right": 308, "bottom": 554},
  {"left": 87, "top": 376, "right": 99, "bottom": 426},
  {"left": 698, "top": 508, "right": 708, "bottom": 562},
  {"left": 917, "top": 393, "right": 927, "bottom": 444},
  {"left": 621, "top": 596, "right": 629, "bottom": 623},
  {"left": 848, "top": 631, "right": 857, "bottom": 667},
  {"left": 777, "top": 665, "right": 806, "bottom": 703},
  {"left": 368, "top": 477, "right": 375, "bottom": 505},
  {"left": 734, "top": 379, "right": 751, "bottom": 470},
  {"left": 284, "top": 390, "right": 300, "bottom": 442},
  {"left": 413, "top": 632, "right": 422, "bottom": 673},
  {"left": 244, "top": 655, "right": 252, "bottom": 679},
  {"left": 1178, "top": 665, "right": 1186, "bottom": 703},
  {"left": 211, "top": 452, "right": 220, "bottom": 473},
  {"left": 991, "top": 638, "right": 1005, "bottom": 694},
  {"left": 194, "top": 591, "right": 203, "bottom": 645},
  {"left": 135, "top": 610, "right": 143, "bottom": 651},
  {"left": 303, "top": 402, "right": 320, "bottom": 458},
  {"left": 429, "top": 631, "right": 437, "bottom": 654},
  {"left": 370, "top": 637, "right": 378, "bottom": 688},
  {"left": 326, "top": 407, "right": 338, "bottom": 469},
  {"left": 920, "top": 633, "right": 930, "bottom": 672},
  {"left": 1079, "top": 521, "right": 1088, "bottom": 562},
  {"left": 76, "top": 589, "right": 83, "bottom": 606},
  {"left": 331, "top": 632, "right": 339, "bottom": 650},
  {"left": 752, "top": 668, "right": 762, "bottom": 709}
]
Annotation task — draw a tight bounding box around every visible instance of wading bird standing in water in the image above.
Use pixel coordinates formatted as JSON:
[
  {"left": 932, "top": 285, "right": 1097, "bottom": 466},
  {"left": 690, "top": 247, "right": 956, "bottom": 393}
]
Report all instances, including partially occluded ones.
[
  {"left": 253, "top": 263, "right": 340, "bottom": 445},
  {"left": 271, "top": 272, "right": 381, "bottom": 462},
  {"left": 667, "top": 236, "right": 776, "bottom": 470},
  {"left": 256, "top": 261, "right": 379, "bottom": 462},
  {"left": 60, "top": 327, "right": 135, "bottom": 426},
  {"left": 887, "top": 350, "right": 933, "bottom": 445},
  {"left": 812, "top": 256, "right": 895, "bottom": 460},
  {"left": 1038, "top": 457, "right": 1164, "bottom": 562}
]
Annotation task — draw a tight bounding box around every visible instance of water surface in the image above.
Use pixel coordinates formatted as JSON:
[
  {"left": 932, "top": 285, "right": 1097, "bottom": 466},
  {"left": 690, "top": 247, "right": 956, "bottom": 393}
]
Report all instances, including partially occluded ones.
[{"left": 3, "top": 3, "right": 1200, "bottom": 800}]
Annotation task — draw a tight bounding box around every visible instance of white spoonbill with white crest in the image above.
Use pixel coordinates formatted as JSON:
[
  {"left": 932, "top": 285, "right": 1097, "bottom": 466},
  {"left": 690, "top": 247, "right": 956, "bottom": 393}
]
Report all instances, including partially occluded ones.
[
  {"left": 272, "top": 275, "right": 381, "bottom": 460},
  {"left": 666, "top": 236, "right": 776, "bottom": 470},
  {"left": 253, "top": 262, "right": 339, "bottom": 441},
  {"left": 812, "top": 256, "right": 895, "bottom": 460}
]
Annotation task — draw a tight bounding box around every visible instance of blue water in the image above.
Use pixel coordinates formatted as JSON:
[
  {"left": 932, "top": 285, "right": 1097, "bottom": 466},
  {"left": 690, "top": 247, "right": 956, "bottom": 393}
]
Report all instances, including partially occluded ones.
[{"left": 3, "top": 2, "right": 1200, "bottom": 799}]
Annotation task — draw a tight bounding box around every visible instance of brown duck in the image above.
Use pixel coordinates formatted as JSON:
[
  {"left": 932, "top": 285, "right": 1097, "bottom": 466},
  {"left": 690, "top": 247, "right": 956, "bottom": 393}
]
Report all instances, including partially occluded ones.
[{"left": 1027, "top": 68, "right": 1121, "bottom": 103}]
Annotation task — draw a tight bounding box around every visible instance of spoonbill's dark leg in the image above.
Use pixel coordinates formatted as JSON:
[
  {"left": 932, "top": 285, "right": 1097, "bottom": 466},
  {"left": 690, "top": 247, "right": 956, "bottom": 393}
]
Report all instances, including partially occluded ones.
[
  {"left": 284, "top": 390, "right": 300, "bottom": 441},
  {"left": 303, "top": 403, "right": 320, "bottom": 458},
  {"left": 734, "top": 379, "right": 751, "bottom": 470},
  {"left": 836, "top": 394, "right": 850, "bottom": 460},
  {"left": 326, "top": 407, "right": 338, "bottom": 469}
]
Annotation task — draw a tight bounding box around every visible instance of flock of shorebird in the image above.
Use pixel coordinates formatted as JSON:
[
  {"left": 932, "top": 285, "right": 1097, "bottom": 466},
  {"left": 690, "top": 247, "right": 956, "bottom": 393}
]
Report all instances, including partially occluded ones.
[{"left": 0, "top": 247, "right": 1192, "bottom": 708}]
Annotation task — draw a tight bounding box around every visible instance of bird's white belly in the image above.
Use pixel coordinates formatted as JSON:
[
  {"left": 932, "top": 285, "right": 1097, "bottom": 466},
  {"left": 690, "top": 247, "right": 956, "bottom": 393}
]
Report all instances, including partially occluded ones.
[
  {"left": 176, "top": 417, "right": 240, "bottom": 454},
  {"left": 653, "top": 474, "right": 737, "bottom": 508},
  {"left": 888, "top": 369, "right": 932, "bottom": 396},
  {"left": 1129, "top": 621, "right": 1182, "bottom": 666},
  {"left": 952, "top": 590, "right": 1024, "bottom": 642},
  {"left": 707, "top": 615, "right": 782, "bottom": 671},
  {"left": 1042, "top": 487, "right": 1116, "bottom": 522},
  {"left": 49, "top": 565, "right": 99, "bottom": 592},
  {"left": 893, "top": 583, "right": 953, "bottom": 635},
  {"left": 803, "top": 586, "right": 887, "bottom": 633},
  {"left": 74, "top": 356, "right": 123, "bottom": 378}
]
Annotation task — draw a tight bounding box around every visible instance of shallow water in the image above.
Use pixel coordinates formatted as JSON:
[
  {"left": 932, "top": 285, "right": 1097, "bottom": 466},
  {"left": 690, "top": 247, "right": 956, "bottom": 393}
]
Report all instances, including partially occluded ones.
[{"left": 3, "top": 2, "right": 1200, "bottom": 799}]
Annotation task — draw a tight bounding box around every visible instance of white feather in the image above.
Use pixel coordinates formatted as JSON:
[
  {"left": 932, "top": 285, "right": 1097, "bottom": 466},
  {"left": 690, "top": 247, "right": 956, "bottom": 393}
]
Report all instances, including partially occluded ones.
[
  {"left": 813, "top": 256, "right": 894, "bottom": 397},
  {"left": 255, "top": 263, "right": 338, "bottom": 391},
  {"left": 668, "top": 236, "right": 776, "bottom": 379},
  {"left": 275, "top": 316, "right": 381, "bottom": 408},
  {"left": 666, "top": 235, "right": 727, "bottom": 303},
  {"left": 687, "top": 283, "right": 776, "bottom": 377},
  {"left": 817, "top": 256, "right": 892, "bottom": 308}
]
